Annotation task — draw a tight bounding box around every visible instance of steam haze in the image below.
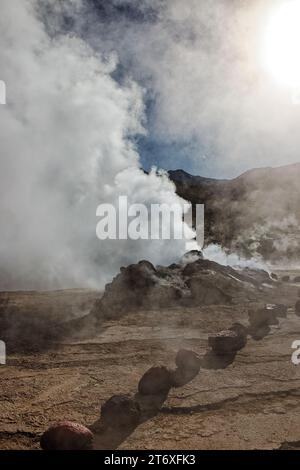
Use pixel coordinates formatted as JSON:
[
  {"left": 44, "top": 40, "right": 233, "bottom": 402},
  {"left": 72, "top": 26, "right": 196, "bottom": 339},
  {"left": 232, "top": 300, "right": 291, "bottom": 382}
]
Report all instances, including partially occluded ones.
[
  {"left": 1, "top": 0, "right": 300, "bottom": 289},
  {"left": 0, "top": 0, "right": 190, "bottom": 290}
]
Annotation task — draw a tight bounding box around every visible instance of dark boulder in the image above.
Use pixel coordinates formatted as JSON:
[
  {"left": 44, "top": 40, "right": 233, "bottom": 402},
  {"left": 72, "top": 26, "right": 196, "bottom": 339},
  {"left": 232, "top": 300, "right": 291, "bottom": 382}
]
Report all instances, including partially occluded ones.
[
  {"left": 248, "top": 304, "right": 281, "bottom": 327},
  {"left": 138, "top": 366, "right": 172, "bottom": 395},
  {"left": 229, "top": 322, "right": 248, "bottom": 348},
  {"left": 248, "top": 324, "right": 271, "bottom": 341},
  {"left": 170, "top": 349, "right": 201, "bottom": 387},
  {"left": 170, "top": 367, "right": 199, "bottom": 388},
  {"left": 208, "top": 329, "right": 246, "bottom": 355},
  {"left": 101, "top": 394, "right": 141, "bottom": 428},
  {"left": 175, "top": 349, "right": 201, "bottom": 372},
  {"left": 266, "top": 304, "right": 288, "bottom": 318}
]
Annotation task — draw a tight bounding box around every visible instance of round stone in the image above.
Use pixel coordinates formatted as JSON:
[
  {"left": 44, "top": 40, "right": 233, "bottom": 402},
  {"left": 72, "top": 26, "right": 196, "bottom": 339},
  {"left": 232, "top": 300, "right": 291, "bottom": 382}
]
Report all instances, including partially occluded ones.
[
  {"left": 175, "top": 349, "right": 201, "bottom": 372},
  {"left": 40, "top": 421, "right": 93, "bottom": 450},
  {"left": 138, "top": 366, "right": 172, "bottom": 395},
  {"left": 101, "top": 394, "right": 141, "bottom": 428},
  {"left": 208, "top": 329, "right": 246, "bottom": 355}
]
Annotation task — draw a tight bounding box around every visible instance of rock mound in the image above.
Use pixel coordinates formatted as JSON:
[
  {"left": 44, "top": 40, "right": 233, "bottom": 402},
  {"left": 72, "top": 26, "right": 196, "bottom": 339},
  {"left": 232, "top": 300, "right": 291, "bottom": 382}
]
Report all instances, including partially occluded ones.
[{"left": 90, "top": 253, "right": 271, "bottom": 321}]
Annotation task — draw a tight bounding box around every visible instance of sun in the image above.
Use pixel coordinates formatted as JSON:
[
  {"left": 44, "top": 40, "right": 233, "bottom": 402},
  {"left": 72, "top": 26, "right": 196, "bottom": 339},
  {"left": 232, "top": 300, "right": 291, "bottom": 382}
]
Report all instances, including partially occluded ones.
[{"left": 263, "top": 0, "right": 300, "bottom": 89}]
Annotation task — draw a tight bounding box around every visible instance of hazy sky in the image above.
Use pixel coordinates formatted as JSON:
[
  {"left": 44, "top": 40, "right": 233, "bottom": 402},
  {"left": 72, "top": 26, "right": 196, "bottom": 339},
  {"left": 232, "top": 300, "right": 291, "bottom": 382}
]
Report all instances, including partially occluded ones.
[{"left": 38, "top": 0, "right": 300, "bottom": 179}]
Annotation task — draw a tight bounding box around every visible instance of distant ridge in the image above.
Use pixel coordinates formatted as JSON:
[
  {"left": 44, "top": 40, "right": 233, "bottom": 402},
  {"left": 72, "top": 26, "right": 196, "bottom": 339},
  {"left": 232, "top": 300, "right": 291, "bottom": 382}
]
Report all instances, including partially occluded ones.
[{"left": 168, "top": 162, "right": 300, "bottom": 261}]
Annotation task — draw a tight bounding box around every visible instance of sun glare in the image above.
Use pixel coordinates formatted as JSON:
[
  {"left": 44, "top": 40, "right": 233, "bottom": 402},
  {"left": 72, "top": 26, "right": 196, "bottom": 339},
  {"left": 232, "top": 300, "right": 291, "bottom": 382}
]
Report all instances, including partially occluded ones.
[{"left": 263, "top": 0, "right": 300, "bottom": 89}]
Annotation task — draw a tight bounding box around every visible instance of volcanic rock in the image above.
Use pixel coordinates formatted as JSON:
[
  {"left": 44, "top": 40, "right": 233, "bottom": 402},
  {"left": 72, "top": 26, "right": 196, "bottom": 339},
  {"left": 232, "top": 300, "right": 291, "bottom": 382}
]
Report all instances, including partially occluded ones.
[
  {"left": 208, "top": 329, "right": 246, "bottom": 355},
  {"left": 248, "top": 307, "right": 268, "bottom": 327},
  {"left": 229, "top": 322, "right": 248, "bottom": 337},
  {"left": 90, "top": 259, "right": 188, "bottom": 320},
  {"left": 188, "top": 276, "right": 232, "bottom": 305},
  {"left": 170, "top": 367, "right": 199, "bottom": 388},
  {"left": 267, "top": 304, "right": 288, "bottom": 318},
  {"left": 101, "top": 394, "right": 141, "bottom": 428},
  {"left": 248, "top": 306, "right": 265, "bottom": 327},
  {"left": 168, "top": 165, "right": 300, "bottom": 263},
  {"left": 248, "top": 304, "right": 285, "bottom": 327},
  {"left": 175, "top": 349, "right": 201, "bottom": 371},
  {"left": 229, "top": 322, "right": 248, "bottom": 347},
  {"left": 138, "top": 366, "right": 172, "bottom": 395},
  {"left": 40, "top": 421, "right": 93, "bottom": 450},
  {"left": 89, "top": 256, "right": 275, "bottom": 322},
  {"left": 168, "top": 263, "right": 180, "bottom": 270},
  {"left": 249, "top": 324, "right": 271, "bottom": 341},
  {"left": 282, "top": 275, "right": 290, "bottom": 282},
  {"left": 180, "top": 250, "right": 203, "bottom": 265}
]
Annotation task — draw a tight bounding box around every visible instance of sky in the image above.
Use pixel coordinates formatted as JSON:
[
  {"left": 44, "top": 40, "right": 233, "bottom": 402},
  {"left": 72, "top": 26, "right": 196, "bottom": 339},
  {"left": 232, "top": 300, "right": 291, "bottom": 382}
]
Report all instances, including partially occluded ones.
[
  {"left": 46, "top": 0, "right": 300, "bottom": 179},
  {"left": 1, "top": 0, "right": 300, "bottom": 289}
]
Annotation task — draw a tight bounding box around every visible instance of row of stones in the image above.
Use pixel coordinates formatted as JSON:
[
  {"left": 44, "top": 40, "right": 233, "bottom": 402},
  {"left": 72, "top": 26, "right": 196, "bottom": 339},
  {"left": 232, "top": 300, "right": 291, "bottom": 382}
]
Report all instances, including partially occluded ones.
[{"left": 40, "top": 300, "right": 296, "bottom": 450}]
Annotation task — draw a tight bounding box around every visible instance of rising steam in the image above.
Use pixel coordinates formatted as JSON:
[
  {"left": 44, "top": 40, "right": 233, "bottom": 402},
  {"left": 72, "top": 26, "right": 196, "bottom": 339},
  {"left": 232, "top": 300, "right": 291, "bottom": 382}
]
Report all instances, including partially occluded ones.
[{"left": 0, "top": 0, "right": 189, "bottom": 290}]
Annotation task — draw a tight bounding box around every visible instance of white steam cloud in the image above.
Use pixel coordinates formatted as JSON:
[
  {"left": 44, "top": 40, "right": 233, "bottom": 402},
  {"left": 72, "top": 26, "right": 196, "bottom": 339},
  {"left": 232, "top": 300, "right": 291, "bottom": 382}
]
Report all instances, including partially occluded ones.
[{"left": 0, "top": 0, "right": 190, "bottom": 290}]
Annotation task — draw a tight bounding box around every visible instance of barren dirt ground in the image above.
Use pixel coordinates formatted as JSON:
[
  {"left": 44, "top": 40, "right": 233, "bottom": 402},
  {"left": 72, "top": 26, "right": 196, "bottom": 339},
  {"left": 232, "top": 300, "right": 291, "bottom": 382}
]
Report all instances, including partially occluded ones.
[{"left": 1, "top": 270, "right": 300, "bottom": 450}]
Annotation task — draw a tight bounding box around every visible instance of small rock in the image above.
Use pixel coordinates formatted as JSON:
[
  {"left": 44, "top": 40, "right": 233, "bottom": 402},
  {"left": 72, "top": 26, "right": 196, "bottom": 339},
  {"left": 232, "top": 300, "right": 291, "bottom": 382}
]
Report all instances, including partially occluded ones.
[
  {"left": 181, "top": 250, "right": 203, "bottom": 265},
  {"left": 40, "top": 421, "right": 93, "bottom": 450},
  {"left": 138, "top": 366, "right": 172, "bottom": 395},
  {"left": 208, "top": 329, "right": 245, "bottom": 355},
  {"left": 248, "top": 323, "right": 270, "bottom": 341},
  {"left": 168, "top": 263, "right": 180, "bottom": 270},
  {"left": 295, "top": 300, "right": 300, "bottom": 316},
  {"left": 101, "top": 394, "right": 141, "bottom": 428},
  {"left": 170, "top": 367, "right": 199, "bottom": 388},
  {"left": 294, "top": 276, "right": 300, "bottom": 283},
  {"left": 175, "top": 349, "right": 201, "bottom": 372},
  {"left": 266, "top": 304, "right": 288, "bottom": 318},
  {"left": 281, "top": 275, "right": 290, "bottom": 282},
  {"left": 248, "top": 304, "right": 283, "bottom": 327},
  {"left": 229, "top": 322, "right": 248, "bottom": 338}
]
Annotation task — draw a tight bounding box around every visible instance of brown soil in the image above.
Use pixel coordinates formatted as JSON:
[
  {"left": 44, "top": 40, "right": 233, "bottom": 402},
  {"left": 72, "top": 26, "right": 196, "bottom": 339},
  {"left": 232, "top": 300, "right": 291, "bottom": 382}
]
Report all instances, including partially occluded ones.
[{"left": 1, "top": 271, "right": 300, "bottom": 450}]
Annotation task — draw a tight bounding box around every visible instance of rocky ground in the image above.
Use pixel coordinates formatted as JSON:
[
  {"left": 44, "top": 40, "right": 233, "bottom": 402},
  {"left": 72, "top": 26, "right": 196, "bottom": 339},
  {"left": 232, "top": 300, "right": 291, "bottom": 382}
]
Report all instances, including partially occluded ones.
[{"left": 0, "top": 266, "right": 300, "bottom": 450}]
